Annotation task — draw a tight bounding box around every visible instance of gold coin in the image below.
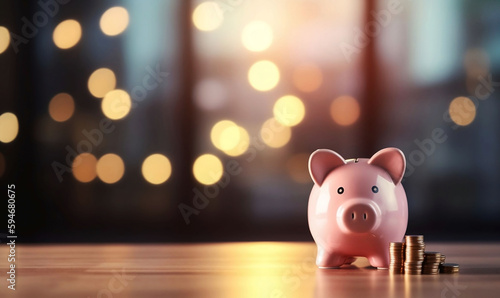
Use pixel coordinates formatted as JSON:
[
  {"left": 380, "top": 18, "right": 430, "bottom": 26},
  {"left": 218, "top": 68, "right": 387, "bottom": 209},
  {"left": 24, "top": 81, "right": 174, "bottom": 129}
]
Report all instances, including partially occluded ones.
[{"left": 440, "top": 263, "right": 459, "bottom": 273}]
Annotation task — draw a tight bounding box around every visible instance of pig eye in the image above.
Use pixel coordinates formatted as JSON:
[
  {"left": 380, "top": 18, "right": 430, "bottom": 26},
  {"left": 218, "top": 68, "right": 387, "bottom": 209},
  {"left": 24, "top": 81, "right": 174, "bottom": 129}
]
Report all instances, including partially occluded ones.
[
  {"left": 372, "top": 186, "right": 379, "bottom": 193},
  {"left": 337, "top": 187, "right": 344, "bottom": 194}
]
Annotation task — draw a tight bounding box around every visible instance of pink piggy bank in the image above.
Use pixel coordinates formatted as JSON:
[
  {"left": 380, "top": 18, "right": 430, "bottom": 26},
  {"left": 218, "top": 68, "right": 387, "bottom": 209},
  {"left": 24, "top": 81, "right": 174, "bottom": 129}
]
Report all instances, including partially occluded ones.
[{"left": 308, "top": 147, "right": 408, "bottom": 269}]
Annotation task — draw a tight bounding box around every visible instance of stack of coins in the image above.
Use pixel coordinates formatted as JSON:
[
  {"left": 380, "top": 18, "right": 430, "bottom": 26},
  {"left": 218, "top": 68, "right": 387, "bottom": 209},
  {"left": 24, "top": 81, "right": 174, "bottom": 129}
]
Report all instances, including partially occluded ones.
[
  {"left": 440, "top": 263, "right": 460, "bottom": 273},
  {"left": 421, "top": 252, "right": 441, "bottom": 274},
  {"left": 389, "top": 242, "right": 404, "bottom": 274},
  {"left": 404, "top": 235, "right": 425, "bottom": 274},
  {"left": 387, "top": 235, "right": 459, "bottom": 274}
]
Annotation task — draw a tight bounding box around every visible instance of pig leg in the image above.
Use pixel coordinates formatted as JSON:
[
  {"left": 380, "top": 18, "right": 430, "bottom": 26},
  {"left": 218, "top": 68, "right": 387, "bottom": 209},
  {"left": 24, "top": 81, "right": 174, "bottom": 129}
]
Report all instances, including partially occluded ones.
[
  {"left": 343, "top": 257, "right": 357, "bottom": 265},
  {"left": 367, "top": 244, "right": 390, "bottom": 269},
  {"left": 316, "top": 248, "right": 347, "bottom": 268}
]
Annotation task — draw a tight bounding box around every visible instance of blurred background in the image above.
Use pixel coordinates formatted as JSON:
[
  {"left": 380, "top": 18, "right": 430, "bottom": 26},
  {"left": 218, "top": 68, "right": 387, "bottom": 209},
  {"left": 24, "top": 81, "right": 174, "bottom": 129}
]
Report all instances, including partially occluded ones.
[{"left": 0, "top": 0, "right": 499, "bottom": 243}]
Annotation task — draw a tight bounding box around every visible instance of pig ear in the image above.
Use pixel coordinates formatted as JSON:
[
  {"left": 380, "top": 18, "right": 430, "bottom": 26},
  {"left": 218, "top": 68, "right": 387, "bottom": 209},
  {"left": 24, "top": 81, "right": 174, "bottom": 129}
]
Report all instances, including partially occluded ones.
[
  {"left": 308, "top": 149, "right": 346, "bottom": 186},
  {"left": 368, "top": 148, "right": 406, "bottom": 185}
]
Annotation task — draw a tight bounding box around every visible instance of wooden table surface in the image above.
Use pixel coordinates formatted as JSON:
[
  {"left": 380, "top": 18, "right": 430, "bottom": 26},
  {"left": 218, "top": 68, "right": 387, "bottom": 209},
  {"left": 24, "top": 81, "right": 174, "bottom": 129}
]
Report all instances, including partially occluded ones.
[{"left": 0, "top": 242, "right": 499, "bottom": 298}]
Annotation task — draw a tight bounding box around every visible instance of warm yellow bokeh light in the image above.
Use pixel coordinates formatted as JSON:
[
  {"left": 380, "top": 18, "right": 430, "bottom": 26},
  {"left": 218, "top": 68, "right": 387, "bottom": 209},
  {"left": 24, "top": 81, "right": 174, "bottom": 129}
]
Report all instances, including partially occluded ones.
[
  {"left": 248, "top": 60, "right": 280, "bottom": 92},
  {"left": 53, "top": 19, "right": 82, "bottom": 49},
  {"left": 211, "top": 121, "right": 250, "bottom": 156},
  {"left": 102, "top": 89, "right": 132, "bottom": 120},
  {"left": 49, "top": 93, "right": 75, "bottom": 122},
  {"left": 0, "top": 26, "right": 10, "bottom": 54},
  {"left": 100, "top": 6, "right": 130, "bottom": 36},
  {"left": 260, "top": 118, "right": 292, "bottom": 148},
  {"left": 72, "top": 153, "right": 97, "bottom": 183},
  {"left": 192, "top": 1, "right": 223, "bottom": 32},
  {"left": 241, "top": 20, "right": 273, "bottom": 52},
  {"left": 211, "top": 120, "right": 240, "bottom": 151},
  {"left": 88, "top": 68, "right": 117, "bottom": 98},
  {"left": 142, "top": 154, "right": 172, "bottom": 185},
  {"left": 224, "top": 126, "right": 250, "bottom": 157},
  {"left": 193, "top": 154, "right": 223, "bottom": 185},
  {"left": 0, "top": 112, "right": 19, "bottom": 143},
  {"left": 96, "top": 153, "right": 125, "bottom": 184},
  {"left": 293, "top": 64, "right": 323, "bottom": 92},
  {"left": 449, "top": 96, "right": 476, "bottom": 126},
  {"left": 273, "top": 95, "right": 305, "bottom": 127},
  {"left": 330, "top": 96, "right": 361, "bottom": 126},
  {"left": 286, "top": 153, "right": 310, "bottom": 184}
]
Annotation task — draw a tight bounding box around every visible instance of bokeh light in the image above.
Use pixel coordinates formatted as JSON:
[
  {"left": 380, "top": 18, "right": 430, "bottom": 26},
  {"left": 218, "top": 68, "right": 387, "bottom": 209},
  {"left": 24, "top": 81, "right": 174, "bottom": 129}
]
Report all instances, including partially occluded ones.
[
  {"left": 72, "top": 153, "right": 97, "bottom": 183},
  {"left": 0, "top": 112, "right": 19, "bottom": 143},
  {"left": 248, "top": 60, "right": 280, "bottom": 92},
  {"left": 100, "top": 6, "right": 130, "bottom": 36},
  {"left": 224, "top": 126, "right": 250, "bottom": 157},
  {"left": 273, "top": 95, "right": 305, "bottom": 127},
  {"left": 53, "top": 19, "right": 82, "bottom": 49},
  {"left": 0, "top": 152, "right": 5, "bottom": 178},
  {"left": 48, "top": 93, "right": 75, "bottom": 122},
  {"left": 449, "top": 96, "right": 476, "bottom": 126},
  {"left": 211, "top": 120, "right": 240, "bottom": 151},
  {"left": 241, "top": 20, "right": 273, "bottom": 52},
  {"left": 0, "top": 26, "right": 10, "bottom": 54},
  {"left": 101, "top": 89, "right": 132, "bottom": 120},
  {"left": 96, "top": 153, "right": 125, "bottom": 184},
  {"left": 260, "top": 118, "right": 292, "bottom": 148},
  {"left": 293, "top": 64, "right": 323, "bottom": 92},
  {"left": 330, "top": 95, "right": 361, "bottom": 126},
  {"left": 210, "top": 121, "right": 250, "bottom": 156},
  {"left": 88, "top": 68, "right": 117, "bottom": 98},
  {"left": 193, "top": 154, "right": 223, "bottom": 185},
  {"left": 218, "top": 125, "right": 240, "bottom": 151},
  {"left": 286, "top": 153, "right": 310, "bottom": 183},
  {"left": 142, "top": 154, "right": 172, "bottom": 185},
  {"left": 194, "top": 79, "right": 228, "bottom": 111},
  {"left": 192, "top": 1, "right": 223, "bottom": 32}
]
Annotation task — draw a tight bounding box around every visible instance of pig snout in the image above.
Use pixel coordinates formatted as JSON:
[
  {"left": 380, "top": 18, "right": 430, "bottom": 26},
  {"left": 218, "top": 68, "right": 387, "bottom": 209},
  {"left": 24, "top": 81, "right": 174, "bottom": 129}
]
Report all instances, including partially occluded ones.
[{"left": 336, "top": 199, "right": 382, "bottom": 234}]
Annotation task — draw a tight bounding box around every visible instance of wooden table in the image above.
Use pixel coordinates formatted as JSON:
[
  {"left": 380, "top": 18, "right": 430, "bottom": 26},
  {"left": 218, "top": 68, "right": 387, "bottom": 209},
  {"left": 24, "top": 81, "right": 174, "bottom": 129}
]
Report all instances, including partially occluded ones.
[{"left": 0, "top": 242, "right": 499, "bottom": 297}]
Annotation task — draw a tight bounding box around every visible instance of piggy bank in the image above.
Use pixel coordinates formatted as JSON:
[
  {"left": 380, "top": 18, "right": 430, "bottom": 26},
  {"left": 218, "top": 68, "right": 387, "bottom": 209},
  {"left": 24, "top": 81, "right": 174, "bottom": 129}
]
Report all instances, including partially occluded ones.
[{"left": 307, "top": 147, "right": 408, "bottom": 269}]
